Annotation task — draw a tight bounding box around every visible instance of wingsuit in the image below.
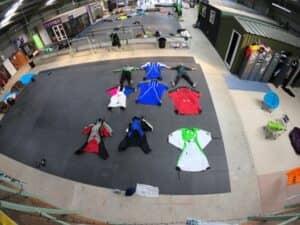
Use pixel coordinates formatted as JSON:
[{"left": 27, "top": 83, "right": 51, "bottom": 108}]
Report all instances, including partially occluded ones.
[
  {"left": 170, "top": 64, "right": 196, "bottom": 87},
  {"left": 168, "top": 87, "right": 202, "bottom": 115},
  {"left": 106, "top": 85, "right": 135, "bottom": 110},
  {"left": 136, "top": 80, "right": 169, "bottom": 106},
  {"left": 119, "top": 117, "right": 153, "bottom": 154},
  {"left": 75, "top": 119, "right": 112, "bottom": 160},
  {"left": 168, "top": 128, "right": 212, "bottom": 172}
]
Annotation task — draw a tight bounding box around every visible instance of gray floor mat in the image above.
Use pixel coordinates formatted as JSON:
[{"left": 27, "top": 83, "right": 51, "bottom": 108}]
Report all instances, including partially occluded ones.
[{"left": 0, "top": 56, "right": 230, "bottom": 194}]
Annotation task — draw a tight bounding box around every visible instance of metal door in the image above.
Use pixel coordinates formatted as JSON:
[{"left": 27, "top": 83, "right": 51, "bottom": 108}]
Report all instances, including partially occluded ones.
[{"left": 224, "top": 30, "right": 242, "bottom": 69}]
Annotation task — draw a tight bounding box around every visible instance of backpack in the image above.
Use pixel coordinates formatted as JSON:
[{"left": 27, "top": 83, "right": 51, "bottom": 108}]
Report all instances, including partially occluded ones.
[{"left": 289, "top": 127, "right": 300, "bottom": 155}]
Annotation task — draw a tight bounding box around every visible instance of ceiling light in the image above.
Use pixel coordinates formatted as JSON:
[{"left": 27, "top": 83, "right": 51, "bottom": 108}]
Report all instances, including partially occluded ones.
[
  {"left": 0, "top": 0, "right": 24, "bottom": 28},
  {"left": 45, "top": 0, "right": 56, "bottom": 6},
  {"left": 272, "top": 2, "right": 291, "bottom": 13}
]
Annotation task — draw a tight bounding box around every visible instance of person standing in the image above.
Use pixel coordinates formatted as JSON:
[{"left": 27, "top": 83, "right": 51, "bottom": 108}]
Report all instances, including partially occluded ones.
[{"left": 110, "top": 32, "right": 121, "bottom": 48}]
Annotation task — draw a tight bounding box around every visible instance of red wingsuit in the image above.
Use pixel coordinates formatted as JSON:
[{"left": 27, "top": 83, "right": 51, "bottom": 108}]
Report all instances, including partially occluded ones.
[
  {"left": 168, "top": 87, "right": 202, "bottom": 115},
  {"left": 75, "top": 119, "right": 112, "bottom": 160}
]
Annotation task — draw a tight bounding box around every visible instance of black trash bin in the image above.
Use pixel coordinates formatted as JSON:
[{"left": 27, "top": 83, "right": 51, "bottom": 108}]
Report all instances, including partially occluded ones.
[
  {"left": 158, "top": 37, "right": 166, "bottom": 49},
  {"left": 29, "top": 60, "right": 35, "bottom": 68}
]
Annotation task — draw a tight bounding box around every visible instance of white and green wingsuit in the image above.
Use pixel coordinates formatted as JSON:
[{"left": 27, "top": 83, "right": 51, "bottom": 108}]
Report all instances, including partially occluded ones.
[{"left": 168, "top": 128, "right": 212, "bottom": 172}]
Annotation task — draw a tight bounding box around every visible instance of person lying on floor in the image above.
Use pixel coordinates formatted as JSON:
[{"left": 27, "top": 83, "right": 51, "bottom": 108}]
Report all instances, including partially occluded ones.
[
  {"left": 170, "top": 63, "right": 197, "bottom": 87},
  {"left": 113, "top": 66, "right": 140, "bottom": 86},
  {"left": 75, "top": 118, "right": 112, "bottom": 160},
  {"left": 119, "top": 116, "right": 153, "bottom": 154},
  {"left": 140, "top": 61, "right": 171, "bottom": 80}
]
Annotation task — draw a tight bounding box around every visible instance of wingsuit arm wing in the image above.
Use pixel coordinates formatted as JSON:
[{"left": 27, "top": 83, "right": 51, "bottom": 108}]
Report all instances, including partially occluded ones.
[
  {"left": 184, "top": 66, "right": 196, "bottom": 71},
  {"left": 125, "top": 122, "right": 131, "bottom": 133},
  {"left": 82, "top": 124, "right": 94, "bottom": 135},
  {"left": 141, "top": 62, "right": 150, "bottom": 69},
  {"left": 158, "top": 62, "right": 170, "bottom": 69},
  {"left": 112, "top": 68, "right": 122, "bottom": 73},
  {"left": 168, "top": 129, "right": 184, "bottom": 150},
  {"left": 100, "top": 121, "right": 113, "bottom": 137},
  {"left": 141, "top": 118, "right": 153, "bottom": 132},
  {"left": 197, "top": 130, "right": 212, "bottom": 149},
  {"left": 126, "top": 66, "right": 141, "bottom": 72},
  {"left": 124, "top": 86, "right": 135, "bottom": 96},
  {"left": 106, "top": 86, "right": 118, "bottom": 96}
]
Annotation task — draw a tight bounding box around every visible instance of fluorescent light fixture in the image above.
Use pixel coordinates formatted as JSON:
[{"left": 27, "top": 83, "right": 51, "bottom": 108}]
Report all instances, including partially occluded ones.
[
  {"left": 45, "top": 0, "right": 56, "bottom": 6},
  {"left": 0, "top": 0, "right": 24, "bottom": 28},
  {"left": 272, "top": 2, "right": 291, "bottom": 13}
]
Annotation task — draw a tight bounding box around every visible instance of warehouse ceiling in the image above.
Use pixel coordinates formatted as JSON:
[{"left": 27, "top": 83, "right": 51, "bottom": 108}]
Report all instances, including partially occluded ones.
[
  {"left": 272, "top": 0, "right": 300, "bottom": 12},
  {"left": 0, "top": 0, "right": 299, "bottom": 31},
  {"left": 0, "top": 0, "right": 90, "bottom": 30}
]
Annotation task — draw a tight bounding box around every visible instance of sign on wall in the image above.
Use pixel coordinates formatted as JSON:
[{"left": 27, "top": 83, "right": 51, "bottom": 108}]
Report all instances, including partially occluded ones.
[{"left": 43, "top": 18, "right": 62, "bottom": 29}]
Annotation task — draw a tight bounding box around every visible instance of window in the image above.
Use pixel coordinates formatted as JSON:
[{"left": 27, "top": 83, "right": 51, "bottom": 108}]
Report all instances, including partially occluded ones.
[
  {"left": 209, "top": 10, "right": 216, "bottom": 24},
  {"left": 202, "top": 6, "right": 207, "bottom": 18}
]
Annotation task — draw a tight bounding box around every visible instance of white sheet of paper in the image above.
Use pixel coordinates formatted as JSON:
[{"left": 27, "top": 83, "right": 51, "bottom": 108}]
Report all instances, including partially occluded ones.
[{"left": 135, "top": 184, "right": 159, "bottom": 198}]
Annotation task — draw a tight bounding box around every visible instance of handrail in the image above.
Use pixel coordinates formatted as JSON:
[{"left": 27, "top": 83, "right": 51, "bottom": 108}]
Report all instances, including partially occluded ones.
[
  {"left": 0, "top": 183, "right": 47, "bottom": 202},
  {"left": 41, "top": 212, "right": 71, "bottom": 225},
  {"left": 0, "top": 200, "right": 80, "bottom": 215}
]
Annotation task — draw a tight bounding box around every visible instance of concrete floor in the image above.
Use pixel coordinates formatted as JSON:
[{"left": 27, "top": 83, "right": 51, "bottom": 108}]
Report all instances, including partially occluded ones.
[{"left": 0, "top": 5, "right": 299, "bottom": 224}]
